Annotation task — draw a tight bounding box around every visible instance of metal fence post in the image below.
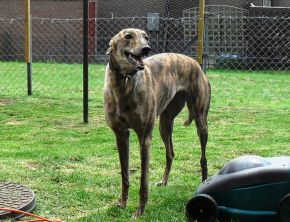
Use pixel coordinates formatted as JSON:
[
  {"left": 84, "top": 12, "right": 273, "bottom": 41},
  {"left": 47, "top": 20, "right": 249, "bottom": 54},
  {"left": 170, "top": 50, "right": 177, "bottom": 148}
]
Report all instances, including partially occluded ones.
[
  {"left": 83, "top": 0, "right": 89, "bottom": 124},
  {"left": 197, "top": 0, "right": 205, "bottom": 68},
  {"left": 25, "top": 0, "right": 32, "bottom": 95},
  {"left": 203, "top": 12, "right": 209, "bottom": 73}
]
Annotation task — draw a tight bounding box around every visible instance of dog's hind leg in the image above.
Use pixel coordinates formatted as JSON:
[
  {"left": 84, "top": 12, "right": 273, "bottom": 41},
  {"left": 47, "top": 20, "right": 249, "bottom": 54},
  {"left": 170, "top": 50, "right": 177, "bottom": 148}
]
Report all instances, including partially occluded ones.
[
  {"left": 114, "top": 128, "right": 130, "bottom": 208},
  {"left": 194, "top": 113, "right": 208, "bottom": 181},
  {"left": 191, "top": 86, "right": 211, "bottom": 181},
  {"left": 157, "top": 92, "right": 186, "bottom": 186},
  {"left": 184, "top": 79, "right": 210, "bottom": 181}
]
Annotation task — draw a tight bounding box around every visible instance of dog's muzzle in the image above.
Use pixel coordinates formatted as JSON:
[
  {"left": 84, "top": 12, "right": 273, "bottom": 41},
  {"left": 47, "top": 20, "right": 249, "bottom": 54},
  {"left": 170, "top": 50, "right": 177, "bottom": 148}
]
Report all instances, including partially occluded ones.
[{"left": 125, "top": 46, "right": 151, "bottom": 70}]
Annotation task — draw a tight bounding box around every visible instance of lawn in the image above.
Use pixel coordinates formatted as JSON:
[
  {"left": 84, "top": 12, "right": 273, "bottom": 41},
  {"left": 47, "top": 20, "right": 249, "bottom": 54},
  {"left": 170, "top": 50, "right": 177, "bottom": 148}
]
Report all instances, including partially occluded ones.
[{"left": 0, "top": 64, "right": 289, "bottom": 221}]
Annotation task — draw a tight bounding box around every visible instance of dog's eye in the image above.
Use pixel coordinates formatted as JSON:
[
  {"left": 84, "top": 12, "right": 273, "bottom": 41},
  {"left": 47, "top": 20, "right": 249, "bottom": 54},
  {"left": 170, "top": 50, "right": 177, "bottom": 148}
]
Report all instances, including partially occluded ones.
[
  {"left": 124, "top": 34, "right": 133, "bottom": 39},
  {"left": 144, "top": 35, "right": 149, "bottom": 41}
]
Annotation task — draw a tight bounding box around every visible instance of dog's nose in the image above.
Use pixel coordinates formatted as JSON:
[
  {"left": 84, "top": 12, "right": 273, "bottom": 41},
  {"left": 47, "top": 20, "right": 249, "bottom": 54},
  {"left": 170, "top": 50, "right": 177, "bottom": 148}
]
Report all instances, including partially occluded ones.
[{"left": 142, "top": 46, "right": 152, "bottom": 56}]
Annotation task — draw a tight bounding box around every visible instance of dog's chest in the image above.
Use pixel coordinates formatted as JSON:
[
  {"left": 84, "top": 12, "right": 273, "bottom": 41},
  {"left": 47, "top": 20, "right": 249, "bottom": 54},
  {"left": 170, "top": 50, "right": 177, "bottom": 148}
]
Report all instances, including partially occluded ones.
[
  {"left": 116, "top": 93, "right": 138, "bottom": 114},
  {"left": 106, "top": 84, "right": 155, "bottom": 128}
]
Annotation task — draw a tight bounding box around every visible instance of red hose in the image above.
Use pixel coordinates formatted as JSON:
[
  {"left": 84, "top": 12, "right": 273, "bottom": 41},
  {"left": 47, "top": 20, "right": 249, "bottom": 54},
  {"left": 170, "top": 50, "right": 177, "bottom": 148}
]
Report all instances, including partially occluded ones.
[{"left": 0, "top": 208, "right": 62, "bottom": 222}]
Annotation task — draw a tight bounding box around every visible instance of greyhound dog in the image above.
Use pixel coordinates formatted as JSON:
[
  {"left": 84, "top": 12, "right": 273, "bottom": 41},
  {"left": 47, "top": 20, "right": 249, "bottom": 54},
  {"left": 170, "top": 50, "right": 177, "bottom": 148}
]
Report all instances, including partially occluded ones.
[{"left": 104, "top": 28, "right": 211, "bottom": 217}]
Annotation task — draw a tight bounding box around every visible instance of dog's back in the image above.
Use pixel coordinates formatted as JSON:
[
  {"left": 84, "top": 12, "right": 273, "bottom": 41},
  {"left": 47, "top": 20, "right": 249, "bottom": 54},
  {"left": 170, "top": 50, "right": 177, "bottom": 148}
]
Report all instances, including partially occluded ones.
[{"left": 143, "top": 53, "right": 211, "bottom": 123}]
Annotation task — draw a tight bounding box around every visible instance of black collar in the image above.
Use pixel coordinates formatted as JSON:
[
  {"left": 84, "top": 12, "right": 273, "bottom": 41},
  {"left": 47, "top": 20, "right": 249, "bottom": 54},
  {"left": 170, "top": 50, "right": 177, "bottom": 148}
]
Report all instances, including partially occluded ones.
[{"left": 109, "top": 55, "right": 138, "bottom": 80}]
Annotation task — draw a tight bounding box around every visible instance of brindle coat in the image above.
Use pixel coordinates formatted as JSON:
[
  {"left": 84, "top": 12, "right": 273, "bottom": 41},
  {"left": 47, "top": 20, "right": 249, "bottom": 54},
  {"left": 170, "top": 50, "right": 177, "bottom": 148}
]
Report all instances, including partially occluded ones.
[{"left": 104, "top": 28, "right": 211, "bottom": 217}]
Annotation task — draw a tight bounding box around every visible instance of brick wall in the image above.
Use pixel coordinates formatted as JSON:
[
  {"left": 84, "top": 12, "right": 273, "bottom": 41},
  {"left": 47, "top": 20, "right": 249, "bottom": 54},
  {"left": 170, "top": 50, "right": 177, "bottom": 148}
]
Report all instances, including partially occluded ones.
[
  {"left": 0, "top": 0, "right": 83, "bottom": 62},
  {"left": 1, "top": 0, "right": 289, "bottom": 64},
  {"left": 31, "top": 0, "right": 82, "bottom": 18}
]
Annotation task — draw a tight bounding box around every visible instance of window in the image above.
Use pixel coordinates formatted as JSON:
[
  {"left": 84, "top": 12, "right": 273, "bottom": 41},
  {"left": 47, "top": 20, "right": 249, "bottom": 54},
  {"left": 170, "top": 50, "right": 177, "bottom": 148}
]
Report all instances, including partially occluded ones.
[{"left": 263, "top": 0, "right": 272, "bottom": 7}]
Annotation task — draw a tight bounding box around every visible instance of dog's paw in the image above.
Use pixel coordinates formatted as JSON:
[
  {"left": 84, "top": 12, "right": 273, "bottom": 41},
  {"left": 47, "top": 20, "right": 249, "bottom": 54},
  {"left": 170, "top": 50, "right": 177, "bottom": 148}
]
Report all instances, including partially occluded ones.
[
  {"left": 132, "top": 207, "right": 145, "bottom": 219},
  {"left": 156, "top": 180, "right": 167, "bottom": 186},
  {"left": 116, "top": 199, "right": 127, "bottom": 209}
]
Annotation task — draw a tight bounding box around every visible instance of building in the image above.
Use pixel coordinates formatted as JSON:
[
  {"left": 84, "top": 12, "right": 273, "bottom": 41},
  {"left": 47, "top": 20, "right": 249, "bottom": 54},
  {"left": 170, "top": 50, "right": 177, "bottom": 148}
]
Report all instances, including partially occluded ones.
[{"left": 0, "top": 0, "right": 289, "bottom": 68}]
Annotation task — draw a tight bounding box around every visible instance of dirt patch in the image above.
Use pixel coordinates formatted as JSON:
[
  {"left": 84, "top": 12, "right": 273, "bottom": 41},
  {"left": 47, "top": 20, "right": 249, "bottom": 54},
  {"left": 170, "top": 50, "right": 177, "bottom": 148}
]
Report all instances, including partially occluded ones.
[
  {"left": 6, "top": 119, "right": 24, "bottom": 125},
  {"left": 0, "top": 99, "right": 12, "bottom": 106},
  {"left": 25, "top": 161, "right": 43, "bottom": 171}
]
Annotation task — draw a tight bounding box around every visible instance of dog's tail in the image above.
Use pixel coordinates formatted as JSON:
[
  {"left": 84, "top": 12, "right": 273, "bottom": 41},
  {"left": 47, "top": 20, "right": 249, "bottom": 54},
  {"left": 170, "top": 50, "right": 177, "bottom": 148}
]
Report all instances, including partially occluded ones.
[{"left": 184, "top": 96, "right": 195, "bottom": 126}]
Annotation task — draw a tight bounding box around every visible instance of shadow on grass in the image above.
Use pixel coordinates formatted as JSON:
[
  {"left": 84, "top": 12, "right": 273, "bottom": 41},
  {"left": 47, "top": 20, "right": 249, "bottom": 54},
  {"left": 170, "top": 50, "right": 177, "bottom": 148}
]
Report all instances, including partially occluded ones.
[{"left": 75, "top": 184, "right": 191, "bottom": 222}]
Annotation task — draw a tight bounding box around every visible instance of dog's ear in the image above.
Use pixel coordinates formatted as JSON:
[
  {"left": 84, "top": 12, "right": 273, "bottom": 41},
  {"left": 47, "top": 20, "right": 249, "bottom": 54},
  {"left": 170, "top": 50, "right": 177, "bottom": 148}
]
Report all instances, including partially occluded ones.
[{"left": 106, "top": 34, "right": 118, "bottom": 55}]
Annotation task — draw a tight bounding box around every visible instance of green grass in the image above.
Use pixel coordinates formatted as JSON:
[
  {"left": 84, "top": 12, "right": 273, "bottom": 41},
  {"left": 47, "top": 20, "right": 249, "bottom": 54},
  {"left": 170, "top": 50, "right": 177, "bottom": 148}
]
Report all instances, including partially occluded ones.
[{"left": 0, "top": 64, "right": 289, "bottom": 221}]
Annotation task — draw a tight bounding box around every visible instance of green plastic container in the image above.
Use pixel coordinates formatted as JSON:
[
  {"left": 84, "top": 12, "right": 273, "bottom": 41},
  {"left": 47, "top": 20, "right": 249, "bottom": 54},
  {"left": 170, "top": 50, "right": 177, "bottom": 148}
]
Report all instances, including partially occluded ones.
[{"left": 186, "top": 156, "right": 290, "bottom": 222}]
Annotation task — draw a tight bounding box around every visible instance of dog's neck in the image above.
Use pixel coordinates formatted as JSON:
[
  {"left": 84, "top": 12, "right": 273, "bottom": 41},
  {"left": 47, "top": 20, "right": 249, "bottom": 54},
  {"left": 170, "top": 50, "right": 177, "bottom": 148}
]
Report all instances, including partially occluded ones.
[{"left": 109, "top": 54, "right": 138, "bottom": 81}]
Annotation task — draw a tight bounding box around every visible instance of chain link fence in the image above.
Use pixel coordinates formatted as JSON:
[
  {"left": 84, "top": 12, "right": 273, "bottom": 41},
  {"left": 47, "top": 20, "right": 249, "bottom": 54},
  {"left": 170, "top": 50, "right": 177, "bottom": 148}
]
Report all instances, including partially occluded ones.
[
  {"left": 0, "top": 0, "right": 84, "bottom": 96},
  {"left": 202, "top": 5, "right": 290, "bottom": 70},
  {"left": 0, "top": 16, "right": 26, "bottom": 95},
  {"left": 0, "top": 0, "right": 290, "bottom": 97}
]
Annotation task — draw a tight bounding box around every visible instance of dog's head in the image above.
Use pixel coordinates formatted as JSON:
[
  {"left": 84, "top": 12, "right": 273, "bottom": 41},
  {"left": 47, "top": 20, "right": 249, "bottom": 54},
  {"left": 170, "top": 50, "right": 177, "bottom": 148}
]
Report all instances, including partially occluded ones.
[{"left": 107, "top": 28, "right": 151, "bottom": 71}]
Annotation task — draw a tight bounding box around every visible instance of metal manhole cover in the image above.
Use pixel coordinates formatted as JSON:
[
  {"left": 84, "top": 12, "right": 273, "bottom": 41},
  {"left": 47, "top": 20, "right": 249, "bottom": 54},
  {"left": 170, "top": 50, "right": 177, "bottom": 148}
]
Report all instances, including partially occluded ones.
[{"left": 0, "top": 182, "right": 36, "bottom": 219}]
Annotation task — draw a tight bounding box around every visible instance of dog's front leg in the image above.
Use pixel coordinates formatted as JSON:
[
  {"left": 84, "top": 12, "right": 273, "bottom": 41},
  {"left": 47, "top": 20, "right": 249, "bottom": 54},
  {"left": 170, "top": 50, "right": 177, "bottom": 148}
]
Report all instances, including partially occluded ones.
[
  {"left": 115, "top": 128, "right": 130, "bottom": 208},
  {"left": 133, "top": 132, "right": 152, "bottom": 218}
]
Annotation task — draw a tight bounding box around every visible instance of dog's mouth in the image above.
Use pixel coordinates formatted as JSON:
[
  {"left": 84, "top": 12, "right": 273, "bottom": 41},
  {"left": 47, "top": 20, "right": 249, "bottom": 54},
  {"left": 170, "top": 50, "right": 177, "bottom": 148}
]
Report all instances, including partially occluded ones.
[{"left": 124, "top": 51, "right": 145, "bottom": 70}]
